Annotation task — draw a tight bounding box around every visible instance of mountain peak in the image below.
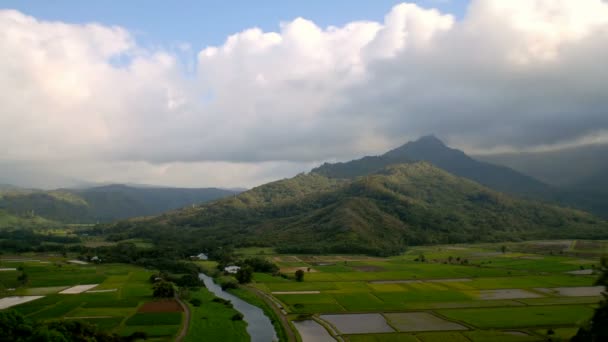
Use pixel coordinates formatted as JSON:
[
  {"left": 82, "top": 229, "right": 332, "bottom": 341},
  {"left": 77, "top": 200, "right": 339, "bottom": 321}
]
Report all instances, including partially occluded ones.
[{"left": 414, "top": 135, "right": 445, "bottom": 146}]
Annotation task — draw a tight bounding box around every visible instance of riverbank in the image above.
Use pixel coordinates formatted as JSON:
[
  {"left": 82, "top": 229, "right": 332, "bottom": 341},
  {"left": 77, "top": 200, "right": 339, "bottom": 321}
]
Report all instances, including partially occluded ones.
[
  {"left": 199, "top": 273, "right": 278, "bottom": 342},
  {"left": 228, "top": 286, "right": 293, "bottom": 342}
]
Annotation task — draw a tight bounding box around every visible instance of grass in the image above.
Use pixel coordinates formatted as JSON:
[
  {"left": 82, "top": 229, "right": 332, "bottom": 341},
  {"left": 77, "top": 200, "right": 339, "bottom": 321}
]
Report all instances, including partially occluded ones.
[
  {"left": 3, "top": 260, "right": 180, "bottom": 339},
  {"left": 346, "top": 333, "right": 419, "bottom": 342},
  {"left": 120, "top": 325, "right": 179, "bottom": 337},
  {"left": 416, "top": 332, "right": 471, "bottom": 342},
  {"left": 125, "top": 312, "right": 182, "bottom": 326},
  {"left": 437, "top": 305, "right": 594, "bottom": 329},
  {"left": 184, "top": 287, "right": 249, "bottom": 342},
  {"left": 464, "top": 330, "right": 542, "bottom": 342}
]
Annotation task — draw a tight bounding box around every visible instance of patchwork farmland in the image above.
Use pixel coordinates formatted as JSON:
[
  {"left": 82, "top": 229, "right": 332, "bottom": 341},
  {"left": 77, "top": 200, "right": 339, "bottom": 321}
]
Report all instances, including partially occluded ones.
[
  {"left": 241, "top": 241, "right": 607, "bottom": 341},
  {"left": 0, "top": 258, "right": 184, "bottom": 341}
]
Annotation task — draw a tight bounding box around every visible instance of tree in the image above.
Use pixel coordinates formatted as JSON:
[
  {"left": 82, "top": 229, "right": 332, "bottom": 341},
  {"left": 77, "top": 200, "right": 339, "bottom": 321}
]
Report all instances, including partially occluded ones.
[
  {"left": 17, "top": 272, "right": 28, "bottom": 287},
  {"left": 236, "top": 266, "right": 253, "bottom": 284},
  {"left": 295, "top": 269, "right": 305, "bottom": 282},
  {"left": 153, "top": 280, "right": 175, "bottom": 298},
  {"left": 572, "top": 256, "right": 608, "bottom": 341}
]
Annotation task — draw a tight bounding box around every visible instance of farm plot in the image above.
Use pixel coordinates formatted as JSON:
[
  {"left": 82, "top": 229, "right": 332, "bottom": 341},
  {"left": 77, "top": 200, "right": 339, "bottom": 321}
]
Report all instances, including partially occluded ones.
[
  {"left": 257, "top": 242, "right": 606, "bottom": 342},
  {"left": 59, "top": 284, "right": 99, "bottom": 294},
  {"left": 384, "top": 312, "right": 468, "bottom": 332},
  {"left": 292, "top": 320, "right": 336, "bottom": 342},
  {"left": 475, "top": 289, "right": 542, "bottom": 300},
  {"left": 0, "top": 296, "right": 43, "bottom": 309},
  {"left": 320, "top": 313, "right": 394, "bottom": 334},
  {"left": 436, "top": 305, "right": 594, "bottom": 329},
  {"left": 2, "top": 260, "right": 180, "bottom": 340},
  {"left": 535, "top": 286, "right": 604, "bottom": 297},
  {"left": 138, "top": 299, "right": 183, "bottom": 313}
]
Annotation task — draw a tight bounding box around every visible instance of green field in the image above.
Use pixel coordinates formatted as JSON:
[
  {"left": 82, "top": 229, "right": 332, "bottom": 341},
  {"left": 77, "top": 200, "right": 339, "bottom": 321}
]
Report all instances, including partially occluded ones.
[
  {"left": 184, "top": 287, "right": 249, "bottom": 342},
  {"left": 0, "top": 258, "right": 183, "bottom": 341},
  {"left": 240, "top": 240, "right": 605, "bottom": 341},
  {"left": 2, "top": 240, "right": 605, "bottom": 342}
]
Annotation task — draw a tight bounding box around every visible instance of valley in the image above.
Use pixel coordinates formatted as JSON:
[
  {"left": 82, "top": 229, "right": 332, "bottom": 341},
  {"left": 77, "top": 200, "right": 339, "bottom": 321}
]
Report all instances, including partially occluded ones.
[
  {"left": 242, "top": 240, "right": 606, "bottom": 341},
  {"left": 1, "top": 240, "right": 605, "bottom": 341}
]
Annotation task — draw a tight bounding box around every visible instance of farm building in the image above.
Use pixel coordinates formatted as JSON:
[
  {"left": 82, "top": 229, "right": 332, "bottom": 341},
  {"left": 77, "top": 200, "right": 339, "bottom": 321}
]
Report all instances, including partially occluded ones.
[
  {"left": 190, "top": 253, "right": 209, "bottom": 260},
  {"left": 224, "top": 265, "right": 241, "bottom": 274}
]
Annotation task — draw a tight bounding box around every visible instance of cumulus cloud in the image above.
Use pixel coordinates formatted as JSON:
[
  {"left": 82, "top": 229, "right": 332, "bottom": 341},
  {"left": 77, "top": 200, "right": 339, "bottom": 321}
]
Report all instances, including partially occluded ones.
[{"left": 1, "top": 0, "right": 608, "bottom": 187}]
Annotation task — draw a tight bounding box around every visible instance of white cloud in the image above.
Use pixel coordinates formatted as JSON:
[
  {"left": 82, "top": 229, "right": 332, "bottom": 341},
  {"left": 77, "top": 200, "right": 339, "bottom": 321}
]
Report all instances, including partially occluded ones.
[{"left": 1, "top": 1, "right": 608, "bottom": 187}]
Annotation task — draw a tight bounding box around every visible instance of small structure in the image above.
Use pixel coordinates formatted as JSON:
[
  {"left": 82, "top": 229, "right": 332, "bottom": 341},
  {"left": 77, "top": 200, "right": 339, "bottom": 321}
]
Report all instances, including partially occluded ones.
[
  {"left": 90, "top": 256, "right": 101, "bottom": 263},
  {"left": 224, "top": 266, "right": 241, "bottom": 274},
  {"left": 190, "top": 253, "right": 209, "bottom": 261}
]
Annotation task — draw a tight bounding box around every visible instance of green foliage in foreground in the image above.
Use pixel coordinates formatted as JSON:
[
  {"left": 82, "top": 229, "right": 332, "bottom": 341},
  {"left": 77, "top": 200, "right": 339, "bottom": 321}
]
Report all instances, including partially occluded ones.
[
  {"left": 572, "top": 256, "right": 608, "bottom": 341},
  {"left": 0, "top": 310, "right": 146, "bottom": 342},
  {"left": 105, "top": 162, "right": 608, "bottom": 256}
]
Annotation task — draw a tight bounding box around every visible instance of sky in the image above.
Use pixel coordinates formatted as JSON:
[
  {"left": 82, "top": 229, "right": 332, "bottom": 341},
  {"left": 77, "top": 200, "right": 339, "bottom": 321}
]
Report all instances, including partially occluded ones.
[{"left": 1, "top": 0, "right": 608, "bottom": 189}]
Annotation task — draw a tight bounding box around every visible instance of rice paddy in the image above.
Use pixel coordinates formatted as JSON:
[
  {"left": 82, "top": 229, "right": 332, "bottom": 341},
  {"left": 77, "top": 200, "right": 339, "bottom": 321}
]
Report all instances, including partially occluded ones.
[
  {"left": 0, "top": 257, "right": 183, "bottom": 341},
  {"left": 242, "top": 240, "right": 606, "bottom": 341}
]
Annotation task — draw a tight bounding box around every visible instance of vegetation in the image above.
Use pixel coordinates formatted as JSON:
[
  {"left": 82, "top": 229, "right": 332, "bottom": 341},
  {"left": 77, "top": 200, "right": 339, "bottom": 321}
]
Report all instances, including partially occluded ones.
[
  {"left": 0, "top": 310, "right": 146, "bottom": 342},
  {"left": 152, "top": 280, "right": 176, "bottom": 298},
  {"left": 254, "top": 242, "right": 603, "bottom": 341},
  {"left": 102, "top": 162, "right": 608, "bottom": 257},
  {"left": 573, "top": 256, "right": 608, "bottom": 341},
  {"left": 236, "top": 266, "right": 253, "bottom": 284},
  {"left": 295, "top": 269, "right": 304, "bottom": 282},
  {"left": 184, "top": 287, "right": 249, "bottom": 342},
  {"left": 0, "top": 185, "right": 236, "bottom": 223},
  {"left": 312, "top": 135, "right": 553, "bottom": 198}
]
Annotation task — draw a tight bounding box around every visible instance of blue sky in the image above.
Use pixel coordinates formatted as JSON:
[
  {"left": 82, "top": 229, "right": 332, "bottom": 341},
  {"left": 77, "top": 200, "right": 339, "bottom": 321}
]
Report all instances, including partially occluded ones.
[{"left": 2, "top": 0, "right": 467, "bottom": 48}]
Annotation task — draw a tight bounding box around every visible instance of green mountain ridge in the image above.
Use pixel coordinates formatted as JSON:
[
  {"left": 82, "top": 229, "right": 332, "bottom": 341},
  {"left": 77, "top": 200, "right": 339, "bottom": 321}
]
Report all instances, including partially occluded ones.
[
  {"left": 0, "top": 184, "right": 237, "bottom": 223},
  {"left": 109, "top": 162, "right": 607, "bottom": 256},
  {"left": 313, "top": 135, "right": 554, "bottom": 198},
  {"left": 0, "top": 209, "right": 58, "bottom": 230}
]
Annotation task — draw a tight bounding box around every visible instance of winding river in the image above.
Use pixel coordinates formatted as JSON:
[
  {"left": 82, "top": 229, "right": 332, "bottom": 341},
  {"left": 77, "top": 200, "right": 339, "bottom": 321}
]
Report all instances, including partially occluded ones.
[{"left": 199, "top": 273, "right": 278, "bottom": 342}]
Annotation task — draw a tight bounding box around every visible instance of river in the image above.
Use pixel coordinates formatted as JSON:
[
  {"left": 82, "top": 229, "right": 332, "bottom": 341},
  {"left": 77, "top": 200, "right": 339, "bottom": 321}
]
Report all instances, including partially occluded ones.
[{"left": 199, "top": 273, "right": 278, "bottom": 342}]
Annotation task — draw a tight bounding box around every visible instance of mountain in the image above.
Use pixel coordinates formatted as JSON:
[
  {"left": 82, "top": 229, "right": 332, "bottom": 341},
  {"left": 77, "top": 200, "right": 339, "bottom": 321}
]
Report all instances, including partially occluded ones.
[
  {"left": 110, "top": 163, "right": 607, "bottom": 256},
  {"left": 313, "top": 135, "right": 553, "bottom": 198},
  {"left": 0, "top": 209, "right": 58, "bottom": 230},
  {"left": 0, "top": 185, "right": 237, "bottom": 223}
]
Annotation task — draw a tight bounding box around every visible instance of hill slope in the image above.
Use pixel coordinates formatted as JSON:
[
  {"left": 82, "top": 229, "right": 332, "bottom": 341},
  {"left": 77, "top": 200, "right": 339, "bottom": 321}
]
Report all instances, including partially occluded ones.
[
  {"left": 0, "top": 209, "right": 58, "bottom": 230},
  {"left": 313, "top": 136, "right": 553, "bottom": 198},
  {"left": 112, "top": 163, "right": 606, "bottom": 256},
  {"left": 0, "top": 185, "right": 237, "bottom": 223}
]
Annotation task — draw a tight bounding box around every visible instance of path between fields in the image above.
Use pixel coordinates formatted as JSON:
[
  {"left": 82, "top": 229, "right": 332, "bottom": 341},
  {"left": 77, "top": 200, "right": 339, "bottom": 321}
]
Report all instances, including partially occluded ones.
[
  {"left": 246, "top": 286, "right": 297, "bottom": 342},
  {"left": 174, "top": 295, "right": 191, "bottom": 342}
]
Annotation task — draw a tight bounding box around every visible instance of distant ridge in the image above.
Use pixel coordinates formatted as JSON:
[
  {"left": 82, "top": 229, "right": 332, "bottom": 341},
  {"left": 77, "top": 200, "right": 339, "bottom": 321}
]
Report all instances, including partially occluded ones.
[
  {"left": 0, "top": 185, "right": 237, "bottom": 223},
  {"left": 312, "top": 135, "right": 553, "bottom": 198}
]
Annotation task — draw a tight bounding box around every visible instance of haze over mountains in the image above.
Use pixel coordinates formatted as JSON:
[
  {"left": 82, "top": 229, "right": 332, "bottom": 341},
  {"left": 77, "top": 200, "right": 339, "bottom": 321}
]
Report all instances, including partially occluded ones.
[{"left": 0, "top": 185, "right": 237, "bottom": 224}]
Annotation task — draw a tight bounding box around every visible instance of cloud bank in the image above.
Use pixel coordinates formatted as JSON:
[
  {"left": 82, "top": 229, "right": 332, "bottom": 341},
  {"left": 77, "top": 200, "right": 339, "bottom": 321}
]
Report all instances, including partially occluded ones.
[{"left": 1, "top": 0, "right": 608, "bottom": 187}]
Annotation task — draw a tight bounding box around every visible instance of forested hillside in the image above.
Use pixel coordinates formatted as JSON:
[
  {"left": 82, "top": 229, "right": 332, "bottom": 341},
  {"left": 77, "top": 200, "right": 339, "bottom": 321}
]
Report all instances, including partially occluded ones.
[{"left": 104, "top": 163, "right": 607, "bottom": 256}]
